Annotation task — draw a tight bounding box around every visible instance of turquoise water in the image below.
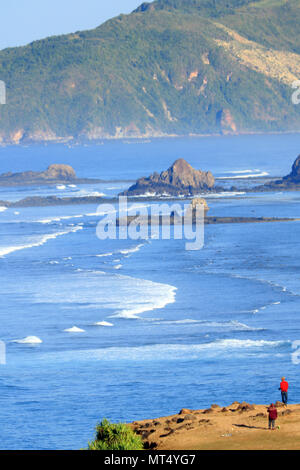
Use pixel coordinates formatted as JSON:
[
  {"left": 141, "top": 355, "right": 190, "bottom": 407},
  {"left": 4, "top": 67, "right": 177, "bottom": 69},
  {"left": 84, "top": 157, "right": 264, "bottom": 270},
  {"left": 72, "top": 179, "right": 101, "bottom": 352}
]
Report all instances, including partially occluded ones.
[{"left": 0, "top": 134, "right": 300, "bottom": 449}]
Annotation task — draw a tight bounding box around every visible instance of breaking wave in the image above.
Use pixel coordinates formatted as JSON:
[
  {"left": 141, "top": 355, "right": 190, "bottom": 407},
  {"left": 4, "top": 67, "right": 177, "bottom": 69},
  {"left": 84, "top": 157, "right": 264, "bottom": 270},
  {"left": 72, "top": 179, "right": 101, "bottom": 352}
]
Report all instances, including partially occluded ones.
[
  {"left": 0, "top": 226, "right": 83, "bottom": 258},
  {"left": 217, "top": 170, "right": 269, "bottom": 179},
  {"left": 64, "top": 326, "right": 85, "bottom": 333},
  {"left": 12, "top": 336, "right": 43, "bottom": 344},
  {"left": 41, "top": 339, "right": 290, "bottom": 363}
]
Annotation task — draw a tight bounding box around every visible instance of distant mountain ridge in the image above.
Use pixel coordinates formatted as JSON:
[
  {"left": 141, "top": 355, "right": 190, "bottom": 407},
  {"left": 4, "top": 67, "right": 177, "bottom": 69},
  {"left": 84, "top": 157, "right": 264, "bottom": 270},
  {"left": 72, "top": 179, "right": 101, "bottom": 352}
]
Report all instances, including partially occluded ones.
[{"left": 0, "top": 0, "right": 300, "bottom": 144}]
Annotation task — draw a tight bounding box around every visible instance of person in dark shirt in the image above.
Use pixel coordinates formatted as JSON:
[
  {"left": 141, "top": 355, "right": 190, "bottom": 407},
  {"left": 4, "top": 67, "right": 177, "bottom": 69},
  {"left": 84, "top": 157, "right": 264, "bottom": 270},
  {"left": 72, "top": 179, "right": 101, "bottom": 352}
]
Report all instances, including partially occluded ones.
[{"left": 267, "top": 403, "right": 278, "bottom": 430}]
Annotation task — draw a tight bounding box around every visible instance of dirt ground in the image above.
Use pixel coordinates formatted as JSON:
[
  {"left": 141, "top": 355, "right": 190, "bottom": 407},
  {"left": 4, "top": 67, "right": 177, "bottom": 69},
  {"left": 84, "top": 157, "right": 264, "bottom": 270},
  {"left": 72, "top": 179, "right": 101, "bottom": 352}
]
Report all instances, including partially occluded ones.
[{"left": 130, "top": 402, "right": 300, "bottom": 450}]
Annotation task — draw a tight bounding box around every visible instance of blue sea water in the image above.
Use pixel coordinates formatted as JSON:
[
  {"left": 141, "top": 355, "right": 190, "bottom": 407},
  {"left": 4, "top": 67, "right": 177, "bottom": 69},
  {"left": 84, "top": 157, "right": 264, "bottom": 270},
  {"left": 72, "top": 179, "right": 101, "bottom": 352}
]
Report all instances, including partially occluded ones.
[{"left": 0, "top": 134, "right": 300, "bottom": 449}]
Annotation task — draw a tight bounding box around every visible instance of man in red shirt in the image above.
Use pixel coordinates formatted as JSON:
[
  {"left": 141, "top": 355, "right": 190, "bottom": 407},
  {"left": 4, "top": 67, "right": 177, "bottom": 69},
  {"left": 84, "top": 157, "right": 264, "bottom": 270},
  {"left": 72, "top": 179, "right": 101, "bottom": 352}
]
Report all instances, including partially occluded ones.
[
  {"left": 279, "top": 377, "right": 289, "bottom": 406},
  {"left": 267, "top": 403, "right": 278, "bottom": 430}
]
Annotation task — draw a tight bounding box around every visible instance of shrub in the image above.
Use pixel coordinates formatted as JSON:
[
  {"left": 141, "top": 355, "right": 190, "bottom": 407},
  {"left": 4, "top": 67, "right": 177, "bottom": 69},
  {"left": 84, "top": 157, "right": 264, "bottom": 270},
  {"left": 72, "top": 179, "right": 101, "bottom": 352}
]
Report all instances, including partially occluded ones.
[{"left": 87, "top": 419, "right": 144, "bottom": 450}]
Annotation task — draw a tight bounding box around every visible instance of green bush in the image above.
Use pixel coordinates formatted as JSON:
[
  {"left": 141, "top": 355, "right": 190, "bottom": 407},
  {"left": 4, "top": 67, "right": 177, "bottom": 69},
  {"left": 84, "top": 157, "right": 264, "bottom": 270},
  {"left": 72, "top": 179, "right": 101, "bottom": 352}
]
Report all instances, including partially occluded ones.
[{"left": 88, "top": 419, "right": 144, "bottom": 451}]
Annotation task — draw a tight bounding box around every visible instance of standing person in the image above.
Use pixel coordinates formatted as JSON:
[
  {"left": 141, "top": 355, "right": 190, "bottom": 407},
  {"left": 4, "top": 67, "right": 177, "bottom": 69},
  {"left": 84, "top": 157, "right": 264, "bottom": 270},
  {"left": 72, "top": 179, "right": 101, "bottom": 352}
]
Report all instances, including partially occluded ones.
[
  {"left": 279, "top": 377, "right": 289, "bottom": 406},
  {"left": 267, "top": 403, "right": 278, "bottom": 430}
]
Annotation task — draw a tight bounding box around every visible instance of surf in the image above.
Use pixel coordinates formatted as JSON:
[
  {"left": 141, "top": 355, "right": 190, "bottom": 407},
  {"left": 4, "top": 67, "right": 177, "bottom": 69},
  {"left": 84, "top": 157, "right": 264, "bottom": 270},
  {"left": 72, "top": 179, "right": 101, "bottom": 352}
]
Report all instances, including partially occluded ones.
[{"left": 0, "top": 225, "right": 82, "bottom": 258}]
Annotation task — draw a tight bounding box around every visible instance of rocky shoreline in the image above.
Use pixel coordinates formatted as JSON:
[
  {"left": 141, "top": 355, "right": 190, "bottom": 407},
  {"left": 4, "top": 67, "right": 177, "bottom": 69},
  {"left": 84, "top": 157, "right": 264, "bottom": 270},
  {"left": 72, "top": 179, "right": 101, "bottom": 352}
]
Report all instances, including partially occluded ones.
[{"left": 130, "top": 402, "right": 300, "bottom": 450}]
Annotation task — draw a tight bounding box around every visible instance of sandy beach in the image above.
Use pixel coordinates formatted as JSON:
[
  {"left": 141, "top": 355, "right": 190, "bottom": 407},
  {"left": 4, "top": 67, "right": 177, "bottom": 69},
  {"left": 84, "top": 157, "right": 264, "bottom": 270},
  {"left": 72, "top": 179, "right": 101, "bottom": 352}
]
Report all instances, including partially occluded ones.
[{"left": 130, "top": 402, "right": 300, "bottom": 450}]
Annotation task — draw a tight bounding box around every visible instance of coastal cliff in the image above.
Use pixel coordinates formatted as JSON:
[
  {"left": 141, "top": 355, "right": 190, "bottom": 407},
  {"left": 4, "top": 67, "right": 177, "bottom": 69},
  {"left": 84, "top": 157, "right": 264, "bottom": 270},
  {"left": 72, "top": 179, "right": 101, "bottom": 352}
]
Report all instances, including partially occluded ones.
[{"left": 130, "top": 402, "right": 300, "bottom": 450}]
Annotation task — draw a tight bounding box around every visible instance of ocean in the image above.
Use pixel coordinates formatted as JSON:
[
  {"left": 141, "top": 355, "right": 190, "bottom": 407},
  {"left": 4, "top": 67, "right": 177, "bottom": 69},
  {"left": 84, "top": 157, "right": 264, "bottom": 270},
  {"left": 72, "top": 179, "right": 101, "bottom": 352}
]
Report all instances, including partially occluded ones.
[{"left": 0, "top": 133, "right": 300, "bottom": 449}]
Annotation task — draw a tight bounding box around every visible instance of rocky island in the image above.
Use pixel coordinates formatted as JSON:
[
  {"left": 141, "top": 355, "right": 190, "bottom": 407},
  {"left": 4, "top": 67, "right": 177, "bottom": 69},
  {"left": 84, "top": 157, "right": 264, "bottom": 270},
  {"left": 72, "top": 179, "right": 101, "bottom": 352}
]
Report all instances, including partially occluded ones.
[
  {"left": 0, "top": 164, "right": 102, "bottom": 187},
  {"left": 258, "top": 155, "right": 300, "bottom": 191},
  {"left": 121, "top": 155, "right": 300, "bottom": 198},
  {"left": 121, "top": 159, "right": 220, "bottom": 197}
]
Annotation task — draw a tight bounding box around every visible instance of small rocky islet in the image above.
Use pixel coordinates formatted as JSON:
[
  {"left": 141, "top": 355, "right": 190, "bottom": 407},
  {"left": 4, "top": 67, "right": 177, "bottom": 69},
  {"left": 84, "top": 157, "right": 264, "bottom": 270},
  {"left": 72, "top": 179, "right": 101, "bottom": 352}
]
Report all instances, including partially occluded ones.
[
  {"left": 121, "top": 158, "right": 218, "bottom": 196},
  {"left": 1, "top": 155, "right": 300, "bottom": 210},
  {"left": 255, "top": 154, "right": 300, "bottom": 191},
  {"left": 122, "top": 155, "right": 300, "bottom": 197},
  {"left": 0, "top": 164, "right": 101, "bottom": 187}
]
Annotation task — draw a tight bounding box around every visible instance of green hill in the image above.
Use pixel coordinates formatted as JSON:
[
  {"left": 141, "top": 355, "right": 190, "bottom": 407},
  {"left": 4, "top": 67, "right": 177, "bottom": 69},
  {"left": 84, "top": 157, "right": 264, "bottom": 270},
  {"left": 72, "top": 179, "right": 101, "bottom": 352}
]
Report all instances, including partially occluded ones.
[{"left": 0, "top": 0, "right": 300, "bottom": 144}]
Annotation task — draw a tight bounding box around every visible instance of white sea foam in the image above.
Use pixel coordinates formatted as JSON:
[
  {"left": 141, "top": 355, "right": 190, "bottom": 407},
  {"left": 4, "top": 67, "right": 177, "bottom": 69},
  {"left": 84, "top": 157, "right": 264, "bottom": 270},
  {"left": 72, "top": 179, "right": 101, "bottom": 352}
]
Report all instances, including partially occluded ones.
[
  {"left": 74, "top": 190, "right": 105, "bottom": 198},
  {"left": 151, "top": 319, "right": 263, "bottom": 331},
  {"left": 42, "top": 339, "right": 289, "bottom": 363},
  {"left": 95, "top": 243, "right": 144, "bottom": 259},
  {"left": 114, "top": 264, "right": 122, "bottom": 270},
  {"left": 110, "top": 276, "right": 177, "bottom": 319},
  {"left": 131, "top": 192, "right": 157, "bottom": 198},
  {"left": 93, "top": 321, "right": 114, "bottom": 327},
  {"left": 118, "top": 244, "right": 145, "bottom": 255},
  {"left": 232, "top": 321, "right": 264, "bottom": 331},
  {"left": 201, "top": 191, "right": 246, "bottom": 198},
  {"left": 225, "top": 169, "right": 258, "bottom": 174},
  {"left": 96, "top": 252, "right": 114, "bottom": 258},
  {"left": 36, "top": 209, "right": 114, "bottom": 225},
  {"left": 86, "top": 191, "right": 105, "bottom": 197},
  {"left": 29, "top": 269, "right": 177, "bottom": 321},
  {"left": 56, "top": 185, "right": 66, "bottom": 190},
  {"left": 0, "top": 225, "right": 83, "bottom": 258},
  {"left": 209, "top": 339, "right": 287, "bottom": 349},
  {"left": 153, "top": 319, "right": 199, "bottom": 325},
  {"left": 35, "top": 204, "right": 150, "bottom": 226},
  {"left": 217, "top": 170, "right": 269, "bottom": 179},
  {"left": 0, "top": 206, "right": 8, "bottom": 212},
  {"left": 218, "top": 271, "right": 298, "bottom": 297},
  {"left": 12, "top": 336, "right": 43, "bottom": 344},
  {"left": 130, "top": 190, "right": 246, "bottom": 198},
  {"left": 64, "top": 326, "right": 85, "bottom": 333},
  {"left": 37, "top": 214, "right": 84, "bottom": 224}
]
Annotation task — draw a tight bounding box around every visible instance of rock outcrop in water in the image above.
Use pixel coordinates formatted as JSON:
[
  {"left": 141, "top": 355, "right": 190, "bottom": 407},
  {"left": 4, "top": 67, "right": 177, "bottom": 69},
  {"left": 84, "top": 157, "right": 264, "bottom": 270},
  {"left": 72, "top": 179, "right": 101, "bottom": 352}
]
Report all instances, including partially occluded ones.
[
  {"left": 260, "top": 155, "right": 300, "bottom": 190},
  {"left": 0, "top": 164, "right": 103, "bottom": 186},
  {"left": 281, "top": 155, "right": 300, "bottom": 186},
  {"left": 0, "top": 164, "right": 76, "bottom": 186},
  {"left": 40, "top": 164, "right": 76, "bottom": 180},
  {"left": 122, "top": 159, "right": 216, "bottom": 196},
  {"left": 189, "top": 197, "right": 209, "bottom": 213}
]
